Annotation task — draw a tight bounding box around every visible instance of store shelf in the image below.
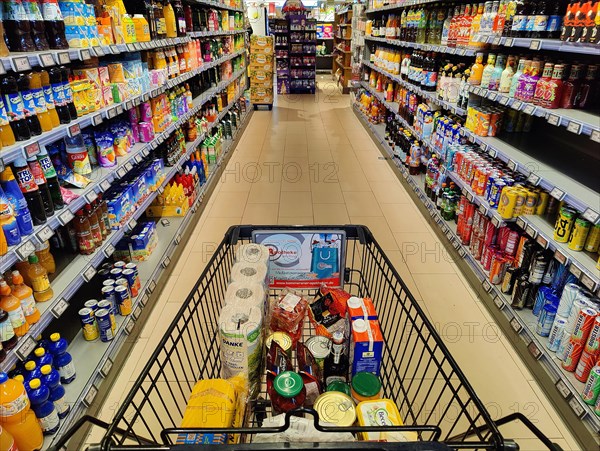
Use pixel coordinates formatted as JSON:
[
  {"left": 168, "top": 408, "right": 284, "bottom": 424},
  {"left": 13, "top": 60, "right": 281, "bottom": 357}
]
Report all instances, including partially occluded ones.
[
  {"left": 0, "top": 68, "right": 248, "bottom": 375},
  {"left": 468, "top": 84, "right": 600, "bottom": 139},
  {"left": 0, "top": 48, "right": 244, "bottom": 167},
  {"left": 188, "top": 29, "right": 246, "bottom": 37},
  {"left": 353, "top": 102, "right": 600, "bottom": 438},
  {"left": 365, "top": 0, "right": 439, "bottom": 14},
  {"left": 335, "top": 59, "right": 352, "bottom": 70},
  {"left": 335, "top": 45, "right": 352, "bottom": 53},
  {"left": 363, "top": 60, "right": 467, "bottom": 116},
  {"left": 472, "top": 33, "right": 600, "bottom": 56},
  {"left": 364, "top": 35, "right": 476, "bottom": 57},
  {"left": 192, "top": 0, "right": 244, "bottom": 12}
]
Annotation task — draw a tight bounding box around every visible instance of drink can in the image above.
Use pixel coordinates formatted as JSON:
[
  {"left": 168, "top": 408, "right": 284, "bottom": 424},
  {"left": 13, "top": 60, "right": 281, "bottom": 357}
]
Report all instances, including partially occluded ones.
[
  {"left": 489, "top": 253, "right": 509, "bottom": 285},
  {"left": 595, "top": 388, "right": 600, "bottom": 416},
  {"left": 511, "top": 276, "right": 531, "bottom": 309},
  {"left": 123, "top": 269, "right": 140, "bottom": 297},
  {"left": 582, "top": 366, "right": 600, "bottom": 405},
  {"left": 561, "top": 339, "right": 584, "bottom": 372},
  {"left": 96, "top": 309, "right": 114, "bottom": 342},
  {"left": 488, "top": 111, "right": 502, "bottom": 136},
  {"left": 548, "top": 317, "right": 568, "bottom": 352},
  {"left": 98, "top": 300, "right": 116, "bottom": 331},
  {"left": 571, "top": 307, "right": 598, "bottom": 344},
  {"left": 115, "top": 277, "right": 130, "bottom": 294},
  {"left": 511, "top": 188, "right": 527, "bottom": 217},
  {"left": 529, "top": 252, "right": 548, "bottom": 285},
  {"left": 533, "top": 286, "right": 551, "bottom": 316},
  {"left": 84, "top": 299, "right": 99, "bottom": 312},
  {"left": 568, "top": 218, "right": 591, "bottom": 251},
  {"left": 78, "top": 307, "right": 99, "bottom": 341},
  {"left": 536, "top": 304, "right": 557, "bottom": 337},
  {"left": 501, "top": 266, "right": 519, "bottom": 294},
  {"left": 585, "top": 316, "right": 600, "bottom": 355},
  {"left": 553, "top": 207, "right": 576, "bottom": 243},
  {"left": 557, "top": 330, "right": 572, "bottom": 361},
  {"left": 103, "top": 278, "right": 116, "bottom": 287},
  {"left": 97, "top": 268, "right": 111, "bottom": 280},
  {"left": 113, "top": 261, "right": 126, "bottom": 269},
  {"left": 110, "top": 268, "right": 123, "bottom": 280},
  {"left": 115, "top": 285, "right": 132, "bottom": 316},
  {"left": 488, "top": 180, "right": 506, "bottom": 210},
  {"left": 521, "top": 189, "right": 538, "bottom": 215},
  {"left": 101, "top": 285, "right": 117, "bottom": 308},
  {"left": 306, "top": 335, "right": 331, "bottom": 381},
  {"left": 497, "top": 187, "right": 517, "bottom": 219},
  {"left": 557, "top": 283, "right": 580, "bottom": 317},
  {"left": 125, "top": 263, "right": 141, "bottom": 291},
  {"left": 481, "top": 245, "right": 496, "bottom": 271},
  {"left": 585, "top": 224, "right": 600, "bottom": 253},
  {"left": 575, "top": 350, "right": 597, "bottom": 383}
]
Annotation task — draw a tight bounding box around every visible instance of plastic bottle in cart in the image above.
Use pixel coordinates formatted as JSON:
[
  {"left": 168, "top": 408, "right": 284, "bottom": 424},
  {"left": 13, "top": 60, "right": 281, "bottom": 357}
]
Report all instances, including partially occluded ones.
[
  {"left": 0, "top": 167, "right": 34, "bottom": 236},
  {"left": 40, "top": 364, "right": 69, "bottom": 419},
  {"left": 12, "top": 158, "right": 46, "bottom": 226},
  {"left": 1, "top": 74, "right": 32, "bottom": 141},
  {"left": 10, "top": 271, "right": 39, "bottom": 325},
  {"left": 0, "top": 187, "right": 21, "bottom": 248},
  {"left": 48, "top": 333, "right": 75, "bottom": 384},
  {"left": 0, "top": 280, "right": 28, "bottom": 337},
  {"left": 26, "top": 378, "right": 59, "bottom": 435},
  {"left": 36, "top": 146, "right": 64, "bottom": 210},
  {"left": 39, "top": 70, "right": 61, "bottom": 127},
  {"left": 16, "top": 73, "right": 42, "bottom": 137},
  {"left": 27, "top": 254, "right": 53, "bottom": 303},
  {"left": 26, "top": 156, "right": 54, "bottom": 217},
  {"left": 0, "top": 372, "right": 44, "bottom": 451}
]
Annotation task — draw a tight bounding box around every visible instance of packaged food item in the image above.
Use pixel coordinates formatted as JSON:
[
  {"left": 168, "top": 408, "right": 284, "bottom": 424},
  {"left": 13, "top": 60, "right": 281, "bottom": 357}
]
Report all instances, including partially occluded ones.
[
  {"left": 356, "top": 399, "right": 419, "bottom": 442},
  {"left": 351, "top": 372, "right": 382, "bottom": 403},
  {"left": 93, "top": 128, "right": 117, "bottom": 167},
  {"left": 265, "top": 332, "right": 293, "bottom": 358},
  {"left": 313, "top": 392, "right": 356, "bottom": 427},
  {"left": 308, "top": 286, "right": 348, "bottom": 338},
  {"left": 346, "top": 296, "right": 378, "bottom": 320},
  {"left": 296, "top": 342, "right": 321, "bottom": 405},
  {"left": 252, "top": 414, "right": 355, "bottom": 443},
  {"left": 271, "top": 371, "right": 306, "bottom": 414},
  {"left": 269, "top": 289, "right": 308, "bottom": 344},
  {"left": 350, "top": 318, "right": 384, "bottom": 376}
]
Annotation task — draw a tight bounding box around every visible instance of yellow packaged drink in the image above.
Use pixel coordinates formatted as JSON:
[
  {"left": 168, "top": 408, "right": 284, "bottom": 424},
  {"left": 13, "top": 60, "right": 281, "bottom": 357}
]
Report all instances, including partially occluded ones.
[
  {"left": 511, "top": 188, "right": 528, "bottom": 217},
  {"left": 553, "top": 207, "right": 576, "bottom": 243},
  {"left": 521, "top": 189, "right": 538, "bottom": 215},
  {"left": 568, "top": 218, "right": 591, "bottom": 251},
  {"left": 535, "top": 190, "right": 549, "bottom": 215},
  {"left": 585, "top": 224, "right": 600, "bottom": 253},
  {"left": 357, "top": 399, "right": 418, "bottom": 442},
  {"left": 497, "top": 187, "right": 517, "bottom": 219}
]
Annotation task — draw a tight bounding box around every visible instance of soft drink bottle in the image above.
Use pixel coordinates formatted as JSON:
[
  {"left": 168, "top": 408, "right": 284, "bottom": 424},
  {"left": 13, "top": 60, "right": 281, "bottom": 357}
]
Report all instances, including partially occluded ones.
[
  {"left": 0, "top": 280, "right": 28, "bottom": 337},
  {"left": 0, "top": 20, "right": 10, "bottom": 56},
  {"left": 33, "top": 347, "right": 53, "bottom": 367},
  {"left": 10, "top": 271, "right": 39, "bottom": 325},
  {"left": 47, "top": 333, "right": 76, "bottom": 384},
  {"left": 0, "top": 186, "right": 21, "bottom": 247},
  {"left": 2, "top": 0, "right": 35, "bottom": 52},
  {"left": 1, "top": 75, "right": 32, "bottom": 141},
  {"left": 26, "top": 378, "right": 60, "bottom": 435},
  {"left": 27, "top": 254, "right": 53, "bottom": 302},
  {"left": 0, "top": 167, "right": 35, "bottom": 236},
  {"left": 0, "top": 96, "right": 16, "bottom": 147},
  {"left": 42, "top": 0, "right": 68, "bottom": 49},
  {"left": 12, "top": 158, "right": 47, "bottom": 225},
  {"left": 39, "top": 70, "right": 61, "bottom": 127},
  {"left": 40, "top": 364, "right": 69, "bottom": 419},
  {"left": 36, "top": 146, "right": 64, "bottom": 210},
  {"left": 23, "top": 361, "right": 42, "bottom": 382},
  {"left": 48, "top": 67, "right": 71, "bottom": 124},
  {"left": 17, "top": 73, "right": 43, "bottom": 137},
  {"left": 27, "top": 72, "right": 53, "bottom": 132},
  {"left": 24, "top": 0, "right": 49, "bottom": 50},
  {"left": 0, "top": 372, "right": 44, "bottom": 451},
  {"left": 26, "top": 156, "right": 54, "bottom": 217},
  {"left": 59, "top": 66, "right": 78, "bottom": 120}
]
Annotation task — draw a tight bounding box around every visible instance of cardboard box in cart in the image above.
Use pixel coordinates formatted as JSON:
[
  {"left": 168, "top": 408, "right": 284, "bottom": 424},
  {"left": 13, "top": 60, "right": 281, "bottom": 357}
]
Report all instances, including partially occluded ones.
[{"left": 250, "top": 35, "right": 274, "bottom": 54}]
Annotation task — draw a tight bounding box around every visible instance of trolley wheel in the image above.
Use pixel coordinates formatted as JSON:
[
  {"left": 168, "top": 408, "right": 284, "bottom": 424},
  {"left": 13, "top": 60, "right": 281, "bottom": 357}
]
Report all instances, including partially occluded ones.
[{"left": 268, "top": 105, "right": 273, "bottom": 110}]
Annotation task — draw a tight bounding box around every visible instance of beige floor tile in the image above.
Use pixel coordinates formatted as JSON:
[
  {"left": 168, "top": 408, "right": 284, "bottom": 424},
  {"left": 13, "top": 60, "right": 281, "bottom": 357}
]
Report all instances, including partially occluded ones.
[
  {"left": 369, "top": 180, "right": 412, "bottom": 204},
  {"left": 279, "top": 191, "right": 313, "bottom": 216},
  {"left": 205, "top": 191, "right": 248, "bottom": 217},
  {"left": 380, "top": 202, "right": 431, "bottom": 233},
  {"left": 242, "top": 203, "right": 279, "bottom": 224},
  {"left": 314, "top": 203, "right": 350, "bottom": 224},
  {"left": 247, "top": 180, "right": 281, "bottom": 203},
  {"left": 343, "top": 191, "right": 383, "bottom": 216},
  {"left": 338, "top": 169, "right": 372, "bottom": 191},
  {"left": 394, "top": 231, "right": 457, "bottom": 274},
  {"left": 190, "top": 217, "right": 240, "bottom": 253},
  {"left": 311, "top": 182, "right": 345, "bottom": 203},
  {"left": 278, "top": 216, "right": 314, "bottom": 225},
  {"left": 351, "top": 216, "right": 398, "bottom": 251}
]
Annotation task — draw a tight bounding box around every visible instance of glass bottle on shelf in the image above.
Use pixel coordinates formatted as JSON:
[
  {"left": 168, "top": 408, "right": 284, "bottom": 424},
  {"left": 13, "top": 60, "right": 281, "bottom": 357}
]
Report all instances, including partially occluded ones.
[
  {"left": 499, "top": 55, "right": 516, "bottom": 93},
  {"left": 480, "top": 53, "right": 496, "bottom": 88},
  {"left": 575, "top": 64, "right": 598, "bottom": 109},
  {"left": 560, "top": 63, "right": 583, "bottom": 108}
]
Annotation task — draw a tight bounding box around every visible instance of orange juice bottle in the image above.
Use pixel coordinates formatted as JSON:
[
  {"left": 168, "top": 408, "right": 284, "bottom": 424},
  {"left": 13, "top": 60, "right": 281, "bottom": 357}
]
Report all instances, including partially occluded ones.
[
  {"left": 10, "top": 271, "right": 39, "bottom": 325},
  {"left": 35, "top": 240, "right": 55, "bottom": 274},
  {"left": 14, "top": 261, "right": 32, "bottom": 287},
  {"left": 0, "top": 280, "right": 28, "bottom": 336},
  {"left": 163, "top": 0, "right": 177, "bottom": 38},
  {"left": 0, "top": 425, "right": 17, "bottom": 451},
  {"left": 0, "top": 97, "right": 15, "bottom": 147},
  {"left": 27, "top": 255, "right": 53, "bottom": 303},
  {"left": 0, "top": 372, "right": 43, "bottom": 451}
]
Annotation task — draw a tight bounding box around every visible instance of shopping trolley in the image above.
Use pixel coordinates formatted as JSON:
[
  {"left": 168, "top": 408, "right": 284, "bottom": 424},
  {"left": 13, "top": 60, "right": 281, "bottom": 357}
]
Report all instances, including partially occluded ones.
[{"left": 51, "top": 225, "right": 562, "bottom": 451}]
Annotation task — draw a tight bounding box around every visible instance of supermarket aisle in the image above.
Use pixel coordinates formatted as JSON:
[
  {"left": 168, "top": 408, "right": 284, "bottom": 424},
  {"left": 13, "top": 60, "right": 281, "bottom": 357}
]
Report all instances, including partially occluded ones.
[{"left": 88, "top": 76, "right": 580, "bottom": 450}]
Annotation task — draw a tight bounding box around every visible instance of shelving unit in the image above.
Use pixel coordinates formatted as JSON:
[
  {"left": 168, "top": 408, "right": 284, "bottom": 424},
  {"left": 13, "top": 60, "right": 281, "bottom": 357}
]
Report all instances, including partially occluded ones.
[
  {"left": 332, "top": 7, "right": 353, "bottom": 93},
  {"left": 269, "top": 18, "right": 290, "bottom": 94},
  {"left": 288, "top": 14, "right": 316, "bottom": 94},
  {"left": 316, "top": 21, "right": 334, "bottom": 73},
  {"left": 358, "top": 3, "right": 600, "bottom": 446}
]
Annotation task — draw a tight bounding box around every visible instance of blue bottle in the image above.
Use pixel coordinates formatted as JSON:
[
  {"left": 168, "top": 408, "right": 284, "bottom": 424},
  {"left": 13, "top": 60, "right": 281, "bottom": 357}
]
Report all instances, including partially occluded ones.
[
  {"left": 40, "top": 364, "right": 70, "bottom": 419},
  {"left": 0, "top": 166, "right": 34, "bottom": 236},
  {"left": 24, "top": 361, "right": 43, "bottom": 382},
  {"left": 26, "top": 378, "right": 60, "bottom": 435},
  {"left": 48, "top": 333, "right": 76, "bottom": 384},
  {"left": 0, "top": 185, "right": 21, "bottom": 246},
  {"left": 34, "top": 347, "right": 53, "bottom": 368}
]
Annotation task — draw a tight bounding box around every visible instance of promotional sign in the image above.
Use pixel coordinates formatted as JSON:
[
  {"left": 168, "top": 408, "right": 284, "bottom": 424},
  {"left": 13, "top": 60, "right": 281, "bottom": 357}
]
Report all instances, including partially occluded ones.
[{"left": 253, "top": 230, "right": 345, "bottom": 288}]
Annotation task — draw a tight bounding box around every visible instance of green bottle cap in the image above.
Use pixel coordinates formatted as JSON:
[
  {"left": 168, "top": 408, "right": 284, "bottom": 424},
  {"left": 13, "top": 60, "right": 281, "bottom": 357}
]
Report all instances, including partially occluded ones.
[
  {"left": 351, "top": 372, "right": 382, "bottom": 397},
  {"left": 326, "top": 381, "right": 351, "bottom": 396},
  {"left": 274, "top": 371, "right": 304, "bottom": 398}
]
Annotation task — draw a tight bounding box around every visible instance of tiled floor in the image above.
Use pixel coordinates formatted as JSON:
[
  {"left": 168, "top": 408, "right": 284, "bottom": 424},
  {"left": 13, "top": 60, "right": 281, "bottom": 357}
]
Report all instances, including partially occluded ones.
[{"left": 86, "top": 77, "right": 581, "bottom": 450}]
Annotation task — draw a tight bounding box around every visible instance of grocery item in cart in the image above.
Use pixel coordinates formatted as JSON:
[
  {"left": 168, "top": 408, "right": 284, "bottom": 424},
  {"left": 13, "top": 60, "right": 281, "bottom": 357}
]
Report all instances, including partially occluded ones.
[
  {"left": 271, "top": 371, "right": 306, "bottom": 414},
  {"left": 265, "top": 332, "right": 293, "bottom": 358},
  {"left": 176, "top": 375, "right": 247, "bottom": 445},
  {"left": 356, "top": 399, "right": 418, "bottom": 442},
  {"left": 313, "top": 391, "right": 357, "bottom": 427},
  {"left": 230, "top": 262, "right": 268, "bottom": 286},
  {"left": 218, "top": 303, "right": 263, "bottom": 396},
  {"left": 269, "top": 290, "right": 308, "bottom": 344},
  {"left": 347, "top": 297, "right": 378, "bottom": 321},
  {"left": 296, "top": 342, "right": 322, "bottom": 406},
  {"left": 308, "top": 287, "right": 349, "bottom": 339},
  {"left": 236, "top": 243, "right": 270, "bottom": 266},
  {"left": 251, "top": 414, "right": 355, "bottom": 443},
  {"left": 224, "top": 281, "right": 266, "bottom": 309},
  {"left": 350, "top": 318, "right": 384, "bottom": 376}
]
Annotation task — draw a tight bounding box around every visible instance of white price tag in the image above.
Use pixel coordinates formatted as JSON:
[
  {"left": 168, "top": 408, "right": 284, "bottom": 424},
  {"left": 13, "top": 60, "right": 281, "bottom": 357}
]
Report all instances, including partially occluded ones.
[
  {"left": 92, "top": 113, "right": 103, "bottom": 126},
  {"left": 24, "top": 142, "right": 41, "bottom": 158},
  {"left": 162, "top": 256, "right": 171, "bottom": 268},
  {"left": 566, "top": 121, "right": 582, "bottom": 135},
  {"left": 478, "top": 204, "right": 488, "bottom": 216},
  {"left": 550, "top": 186, "right": 566, "bottom": 201},
  {"left": 140, "top": 292, "right": 149, "bottom": 307},
  {"left": 510, "top": 317, "right": 522, "bottom": 333},
  {"left": 134, "top": 154, "right": 143, "bottom": 164},
  {"left": 85, "top": 190, "right": 98, "bottom": 203},
  {"left": 516, "top": 217, "right": 526, "bottom": 229},
  {"left": 174, "top": 233, "right": 181, "bottom": 245},
  {"left": 512, "top": 100, "right": 523, "bottom": 111},
  {"left": 58, "top": 209, "right": 75, "bottom": 225},
  {"left": 132, "top": 305, "right": 142, "bottom": 320},
  {"left": 491, "top": 216, "right": 501, "bottom": 228},
  {"left": 492, "top": 37, "right": 501, "bottom": 46},
  {"left": 124, "top": 162, "right": 133, "bottom": 172},
  {"left": 116, "top": 167, "right": 127, "bottom": 178},
  {"left": 529, "top": 39, "right": 541, "bottom": 50},
  {"left": 39, "top": 53, "right": 55, "bottom": 67},
  {"left": 67, "top": 123, "right": 81, "bottom": 137},
  {"left": 527, "top": 173, "right": 541, "bottom": 186},
  {"left": 488, "top": 147, "right": 497, "bottom": 158},
  {"left": 11, "top": 56, "right": 31, "bottom": 72},
  {"left": 51, "top": 298, "right": 69, "bottom": 318},
  {"left": 82, "top": 265, "right": 97, "bottom": 282},
  {"left": 525, "top": 224, "right": 537, "bottom": 238},
  {"left": 505, "top": 37, "right": 514, "bottom": 47},
  {"left": 554, "top": 249, "right": 568, "bottom": 265},
  {"left": 16, "top": 240, "right": 36, "bottom": 261},
  {"left": 493, "top": 296, "right": 504, "bottom": 309},
  {"left": 148, "top": 280, "right": 156, "bottom": 293},
  {"left": 79, "top": 49, "right": 91, "bottom": 60},
  {"left": 100, "top": 179, "right": 111, "bottom": 192},
  {"left": 125, "top": 101, "right": 133, "bottom": 111},
  {"left": 580, "top": 273, "right": 596, "bottom": 292},
  {"left": 36, "top": 226, "right": 54, "bottom": 243},
  {"left": 536, "top": 234, "right": 549, "bottom": 249},
  {"left": 94, "top": 46, "right": 105, "bottom": 57},
  {"left": 103, "top": 243, "right": 115, "bottom": 258},
  {"left": 106, "top": 107, "right": 117, "bottom": 119},
  {"left": 582, "top": 208, "right": 600, "bottom": 224},
  {"left": 15, "top": 336, "right": 37, "bottom": 361},
  {"left": 83, "top": 385, "right": 98, "bottom": 407},
  {"left": 58, "top": 52, "right": 70, "bottom": 64},
  {"left": 570, "top": 264, "right": 583, "bottom": 279},
  {"left": 127, "top": 44, "right": 136, "bottom": 52},
  {"left": 499, "top": 96, "right": 509, "bottom": 105},
  {"left": 523, "top": 104, "right": 536, "bottom": 115},
  {"left": 547, "top": 114, "right": 560, "bottom": 126},
  {"left": 591, "top": 130, "right": 600, "bottom": 143},
  {"left": 128, "top": 218, "right": 138, "bottom": 232},
  {"left": 482, "top": 280, "right": 492, "bottom": 293},
  {"left": 488, "top": 92, "right": 498, "bottom": 101},
  {"left": 458, "top": 248, "right": 466, "bottom": 258},
  {"left": 110, "top": 45, "right": 119, "bottom": 54},
  {"left": 100, "top": 359, "right": 113, "bottom": 378},
  {"left": 528, "top": 341, "right": 542, "bottom": 360},
  {"left": 568, "top": 397, "right": 585, "bottom": 418},
  {"left": 125, "top": 319, "right": 135, "bottom": 335},
  {"left": 466, "top": 191, "right": 474, "bottom": 202},
  {"left": 555, "top": 380, "right": 571, "bottom": 398},
  {"left": 116, "top": 104, "right": 124, "bottom": 115},
  {"left": 507, "top": 159, "right": 517, "bottom": 171}
]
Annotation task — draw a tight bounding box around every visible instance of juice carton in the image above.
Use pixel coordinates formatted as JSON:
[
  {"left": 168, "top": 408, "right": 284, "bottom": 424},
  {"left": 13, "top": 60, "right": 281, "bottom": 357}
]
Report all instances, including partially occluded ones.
[
  {"left": 346, "top": 297, "right": 378, "bottom": 321},
  {"left": 350, "top": 318, "right": 383, "bottom": 376}
]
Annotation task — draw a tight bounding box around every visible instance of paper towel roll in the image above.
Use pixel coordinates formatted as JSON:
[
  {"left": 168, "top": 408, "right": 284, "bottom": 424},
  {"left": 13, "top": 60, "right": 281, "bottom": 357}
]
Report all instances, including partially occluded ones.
[
  {"left": 230, "top": 261, "right": 268, "bottom": 285},
  {"left": 236, "top": 243, "right": 270, "bottom": 266},
  {"left": 218, "top": 303, "right": 263, "bottom": 395},
  {"left": 225, "top": 281, "right": 266, "bottom": 309}
]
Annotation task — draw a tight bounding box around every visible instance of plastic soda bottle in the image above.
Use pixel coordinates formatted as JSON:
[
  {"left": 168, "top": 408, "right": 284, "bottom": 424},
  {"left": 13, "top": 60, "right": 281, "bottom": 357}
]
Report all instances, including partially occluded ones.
[
  {"left": 36, "top": 146, "right": 64, "bottom": 210},
  {"left": 0, "top": 280, "right": 28, "bottom": 336},
  {"left": 0, "top": 96, "right": 16, "bottom": 147},
  {"left": 23, "top": 361, "right": 42, "bottom": 382},
  {"left": 39, "top": 70, "right": 60, "bottom": 127},
  {"left": 26, "top": 156, "right": 54, "bottom": 217},
  {"left": 35, "top": 240, "right": 55, "bottom": 274},
  {"left": 0, "top": 186, "right": 20, "bottom": 248},
  {"left": 10, "top": 271, "right": 39, "bottom": 325},
  {"left": 27, "top": 255, "right": 53, "bottom": 302},
  {"left": 0, "top": 372, "right": 44, "bottom": 451},
  {"left": 12, "top": 158, "right": 46, "bottom": 226},
  {"left": 0, "top": 308, "right": 17, "bottom": 351},
  {"left": 0, "top": 167, "right": 34, "bottom": 236},
  {"left": 2, "top": 0, "right": 35, "bottom": 52},
  {"left": 39, "top": 365, "right": 69, "bottom": 419},
  {"left": 48, "top": 67, "right": 71, "bottom": 124},
  {"left": 26, "top": 72, "right": 53, "bottom": 132},
  {"left": 47, "top": 333, "right": 75, "bottom": 384},
  {"left": 33, "top": 348, "right": 53, "bottom": 368},
  {"left": 41, "top": 0, "right": 69, "bottom": 49},
  {"left": 1, "top": 74, "right": 32, "bottom": 141},
  {"left": 26, "top": 378, "right": 60, "bottom": 435}
]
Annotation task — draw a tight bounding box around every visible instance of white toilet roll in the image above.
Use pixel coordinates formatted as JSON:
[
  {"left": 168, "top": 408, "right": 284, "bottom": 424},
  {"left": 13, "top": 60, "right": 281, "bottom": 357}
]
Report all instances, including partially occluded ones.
[
  {"left": 230, "top": 261, "right": 268, "bottom": 285},
  {"left": 224, "top": 281, "right": 266, "bottom": 309},
  {"left": 236, "top": 243, "right": 270, "bottom": 266}
]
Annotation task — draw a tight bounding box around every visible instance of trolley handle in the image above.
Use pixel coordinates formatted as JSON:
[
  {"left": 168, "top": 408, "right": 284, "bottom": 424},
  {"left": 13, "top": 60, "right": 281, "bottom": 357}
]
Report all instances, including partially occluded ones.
[{"left": 160, "top": 408, "right": 442, "bottom": 444}]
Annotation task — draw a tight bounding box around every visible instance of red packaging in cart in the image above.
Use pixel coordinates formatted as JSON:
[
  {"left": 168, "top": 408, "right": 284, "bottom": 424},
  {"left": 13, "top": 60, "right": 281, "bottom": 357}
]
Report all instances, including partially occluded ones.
[{"left": 351, "top": 318, "right": 383, "bottom": 376}]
